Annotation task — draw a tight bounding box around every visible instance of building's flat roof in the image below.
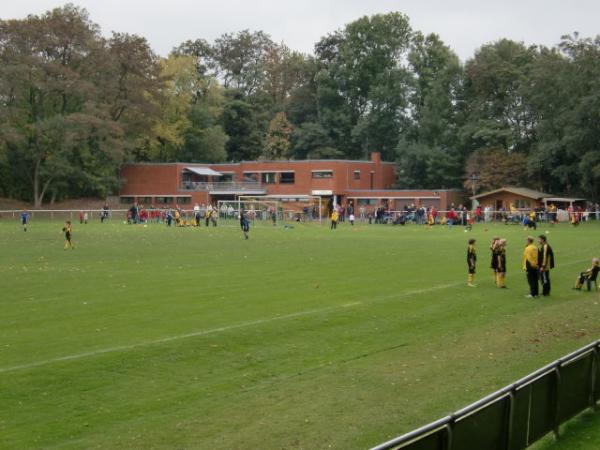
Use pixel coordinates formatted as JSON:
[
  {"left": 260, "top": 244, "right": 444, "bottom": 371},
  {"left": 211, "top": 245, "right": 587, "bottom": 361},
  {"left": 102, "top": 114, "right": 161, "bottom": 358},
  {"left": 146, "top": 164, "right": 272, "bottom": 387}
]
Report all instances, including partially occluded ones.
[
  {"left": 347, "top": 196, "right": 440, "bottom": 200},
  {"left": 347, "top": 189, "right": 463, "bottom": 193},
  {"left": 121, "top": 158, "right": 396, "bottom": 167},
  {"left": 119, "top": 194, "right": 191, "bottom": 197}
]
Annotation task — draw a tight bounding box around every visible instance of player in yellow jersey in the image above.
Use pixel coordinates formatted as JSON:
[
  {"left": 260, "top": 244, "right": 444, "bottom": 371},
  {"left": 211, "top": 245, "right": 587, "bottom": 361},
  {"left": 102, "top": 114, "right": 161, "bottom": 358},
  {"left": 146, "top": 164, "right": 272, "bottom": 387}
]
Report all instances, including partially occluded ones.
[
  {"left": 62, "top": 221, "right": 74, "bottom": 250},
  {"left": 330, "top": 209, "right": 339, "bottom": 230}
]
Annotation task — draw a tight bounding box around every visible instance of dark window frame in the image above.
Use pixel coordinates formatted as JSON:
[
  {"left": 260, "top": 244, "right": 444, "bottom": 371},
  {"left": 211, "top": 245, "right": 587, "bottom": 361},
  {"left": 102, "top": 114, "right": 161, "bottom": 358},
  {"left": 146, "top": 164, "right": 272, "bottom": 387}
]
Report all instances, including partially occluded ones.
[
  {"left": 312, "top": 171, "right": 334, "bottom": 179},
  {"left": 279, "top": 172, "right": 295, "bottom": 184}
]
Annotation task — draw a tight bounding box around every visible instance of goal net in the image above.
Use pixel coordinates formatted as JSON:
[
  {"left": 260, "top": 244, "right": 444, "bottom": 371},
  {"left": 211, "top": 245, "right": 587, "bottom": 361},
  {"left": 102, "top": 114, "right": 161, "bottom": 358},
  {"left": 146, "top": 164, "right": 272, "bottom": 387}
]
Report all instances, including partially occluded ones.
[
  {"left": 216, "top": 199, "right": 280, "bottom": 227},
  {"left": 217, "top": 195, "right": 323, "bottom": 226}
]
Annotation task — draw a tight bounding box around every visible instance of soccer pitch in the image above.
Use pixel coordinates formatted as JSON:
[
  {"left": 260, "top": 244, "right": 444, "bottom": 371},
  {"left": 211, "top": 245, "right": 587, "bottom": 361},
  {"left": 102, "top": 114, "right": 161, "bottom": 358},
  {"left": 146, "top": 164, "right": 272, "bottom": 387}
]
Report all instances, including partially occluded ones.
[{"left": 1, "top": 219, "right": 599, "bottom": 449}]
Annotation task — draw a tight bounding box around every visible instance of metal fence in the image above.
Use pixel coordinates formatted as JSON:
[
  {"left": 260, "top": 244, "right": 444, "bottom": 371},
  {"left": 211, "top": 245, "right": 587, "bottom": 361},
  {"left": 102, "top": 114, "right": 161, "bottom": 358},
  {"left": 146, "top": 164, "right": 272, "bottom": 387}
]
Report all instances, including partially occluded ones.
[
  {"left": 371, "top": 340, "right": 599, "bottom": 450},
  {"left": 0, "top": 209, "right": 319, "bottom": 225},
  {"left": 0, "top": 209, "right": 125, "bottom": 221}
]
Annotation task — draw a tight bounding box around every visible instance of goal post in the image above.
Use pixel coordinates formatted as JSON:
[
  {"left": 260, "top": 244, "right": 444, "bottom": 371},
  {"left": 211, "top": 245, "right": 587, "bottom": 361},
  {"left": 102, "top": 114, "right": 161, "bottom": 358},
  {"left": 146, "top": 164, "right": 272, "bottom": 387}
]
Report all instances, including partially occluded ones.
[
  {"left": 217, "top": 198, "right": 281, "bottom": 227},
  {"left": 234, "top": 195, "right": 323, "bottom": 225}
]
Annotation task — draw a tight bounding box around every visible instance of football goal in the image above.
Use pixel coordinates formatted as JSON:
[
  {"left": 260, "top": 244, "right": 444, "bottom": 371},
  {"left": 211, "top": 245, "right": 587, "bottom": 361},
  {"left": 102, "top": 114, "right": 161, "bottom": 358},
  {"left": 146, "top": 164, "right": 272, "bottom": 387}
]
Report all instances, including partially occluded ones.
[{"left": 217, "top": 195, "right": 323, "bottom": 226}]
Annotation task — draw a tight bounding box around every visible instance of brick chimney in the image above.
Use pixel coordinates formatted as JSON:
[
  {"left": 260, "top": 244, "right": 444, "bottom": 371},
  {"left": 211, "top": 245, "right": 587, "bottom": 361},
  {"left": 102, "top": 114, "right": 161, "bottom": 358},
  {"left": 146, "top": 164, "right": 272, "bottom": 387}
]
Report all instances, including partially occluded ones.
[{"left": 370, "top": 152, "right": 381, "bottom": 164}]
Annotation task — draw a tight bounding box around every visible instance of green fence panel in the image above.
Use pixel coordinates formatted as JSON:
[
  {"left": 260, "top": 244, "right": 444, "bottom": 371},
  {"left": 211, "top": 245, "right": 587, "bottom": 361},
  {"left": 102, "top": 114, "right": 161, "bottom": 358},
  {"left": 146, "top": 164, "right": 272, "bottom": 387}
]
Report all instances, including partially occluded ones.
[
  {"left": 558, "top": 354, "right": 593, "bottom": 422},
  {"left": 528, "top": 372, "right": 556, "bottom": 444},
  {"left": 595, "top": 350, "right": 600, "bottom": 403},
  {"left": 451, "top": 398, "right": 507, "bottom": 450},
  {"left": 509, "top": 386, "right": 531, "bottom": 450},
  {"left": 399, "top": 428, "right": 445, "bottom": 450},
  {"left": 372, "top": 342, "right": 599, "bottom": 450}
]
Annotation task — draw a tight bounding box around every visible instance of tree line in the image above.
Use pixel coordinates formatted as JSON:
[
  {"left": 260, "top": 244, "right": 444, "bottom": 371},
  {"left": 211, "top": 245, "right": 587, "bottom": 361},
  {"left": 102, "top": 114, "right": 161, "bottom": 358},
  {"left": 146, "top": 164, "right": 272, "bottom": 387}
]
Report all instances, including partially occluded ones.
[{"left": 1, "top": 4, "right": 599, "bottom": 206}]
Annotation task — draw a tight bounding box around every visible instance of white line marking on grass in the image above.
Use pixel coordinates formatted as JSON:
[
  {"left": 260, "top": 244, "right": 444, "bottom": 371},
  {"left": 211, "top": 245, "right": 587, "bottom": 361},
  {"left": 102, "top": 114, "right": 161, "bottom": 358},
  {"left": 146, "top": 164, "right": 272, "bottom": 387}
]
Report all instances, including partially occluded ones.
[
  {"left": 2, "top": 258, "right": 591, "bottom": 374},
  {"left": 0, "top": 283, "right": 455, "bottom": 374}
]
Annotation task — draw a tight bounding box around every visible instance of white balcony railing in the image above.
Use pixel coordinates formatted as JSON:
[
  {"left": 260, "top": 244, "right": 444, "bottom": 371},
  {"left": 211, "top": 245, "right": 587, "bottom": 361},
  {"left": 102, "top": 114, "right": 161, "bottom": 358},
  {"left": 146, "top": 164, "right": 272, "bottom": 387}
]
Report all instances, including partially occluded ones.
[{"left": 180, "top": 181, "right": 266, "bottom": 193}]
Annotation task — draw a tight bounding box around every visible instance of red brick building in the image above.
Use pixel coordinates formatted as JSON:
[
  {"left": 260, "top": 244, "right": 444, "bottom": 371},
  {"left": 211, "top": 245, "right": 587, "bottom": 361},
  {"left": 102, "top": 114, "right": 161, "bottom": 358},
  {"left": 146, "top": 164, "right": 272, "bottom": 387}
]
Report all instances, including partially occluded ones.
[{"left": 119, "top": 153, "right": 464, "bottom": 211}]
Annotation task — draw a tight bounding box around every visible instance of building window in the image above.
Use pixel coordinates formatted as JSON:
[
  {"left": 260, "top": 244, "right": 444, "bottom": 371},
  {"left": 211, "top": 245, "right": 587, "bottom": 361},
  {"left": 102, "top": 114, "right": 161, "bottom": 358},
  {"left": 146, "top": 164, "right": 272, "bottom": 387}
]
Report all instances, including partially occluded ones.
[
  {"left": 244, "top": 173, "right": 259, "bottom": 182},
  {"left": 312, "top": 171, "right": 333, "bottom": 179},
  {"left": 155, "top": 197, "right": 173, "bottom": 204},
  {"left": 279, "top": 172, "right": 295, "bottom": 184},
  {"left": 177, "top": 197, "right": 191, "bottom": 204},
  {"left": 514, "top": 199, "right": 530, "bottom": 209},
  {"left": 353, "top": 170, "right": 360, "bottom": 180},
  {"left": 357, "top": 199, "right": 377, "bottom": 205},
  {"left": 120, "top": 196, "right": 134, "bottom": 204},
  {"left": 220, "top": 174, "right": 233, "bottom": 182},
  {"left": 262, "top": 172, "right": 276, "bottom": 183},
  {"left": 138, "top": 197, "right": 152, "bottom": 205}
]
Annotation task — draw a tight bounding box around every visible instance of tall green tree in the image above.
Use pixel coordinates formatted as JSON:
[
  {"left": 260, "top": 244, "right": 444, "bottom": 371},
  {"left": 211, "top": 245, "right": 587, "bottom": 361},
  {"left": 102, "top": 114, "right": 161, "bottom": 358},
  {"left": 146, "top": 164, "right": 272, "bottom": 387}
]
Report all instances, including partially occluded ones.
[
  {"left": 180, "top": 80, "right": 228, "bottom": 163},
  {"left": 212, "top": 30, "right": 275, "bottom": 95},
  {"left": 220, "top": 90, "right": 263, "bottom": 161},
  {"left": 460, "top": 39, "right": 538, "bottom": 153},
  {"left": 396, "top": 32, "right": 464, "bottom": 188},
  {"left": 314, "top": 12, "right": 413, "bottom": 160},
  {"left": 263, "top": 112, "right": 293, "bottom": 159},
  {"left": 0, "top": 5, "right": 162, "bottom": 205},
  {"left": 526, "top": 35, "right": 600, "bottom": 198}
]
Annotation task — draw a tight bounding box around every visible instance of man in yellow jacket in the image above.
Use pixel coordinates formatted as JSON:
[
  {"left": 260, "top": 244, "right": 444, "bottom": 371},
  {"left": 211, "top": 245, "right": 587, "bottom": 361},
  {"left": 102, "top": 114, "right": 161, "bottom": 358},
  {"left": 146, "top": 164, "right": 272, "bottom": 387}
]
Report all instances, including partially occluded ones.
[{"left": 523, "top": 236, "right": 539, "bottom": 298}]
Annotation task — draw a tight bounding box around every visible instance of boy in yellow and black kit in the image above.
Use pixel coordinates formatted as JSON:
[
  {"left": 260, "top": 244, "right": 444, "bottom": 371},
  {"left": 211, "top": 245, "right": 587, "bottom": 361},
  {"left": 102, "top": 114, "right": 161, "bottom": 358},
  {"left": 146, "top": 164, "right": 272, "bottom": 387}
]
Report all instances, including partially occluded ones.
[
  {"left": 496, "top": 239, "right": 507, "bottom": 288},
  {"left": 490, "top": 236, "right": 500, "bottom": 285},
  {"left": 467, "top": 238, "right": 477, "bottom": 287},
  {"left": 538, "top": 235, "right": 554, "bottom": 296},
  {"left": 62, "top": 221, "right": 74, "bottom": 250}
]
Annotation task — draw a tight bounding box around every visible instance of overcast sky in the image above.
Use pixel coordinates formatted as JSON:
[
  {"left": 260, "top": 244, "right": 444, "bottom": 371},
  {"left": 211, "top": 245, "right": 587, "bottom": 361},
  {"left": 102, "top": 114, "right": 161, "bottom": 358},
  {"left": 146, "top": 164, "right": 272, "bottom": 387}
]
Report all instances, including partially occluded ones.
[{"left": 2, "top": 0, "right": 599, "bottom": 62}]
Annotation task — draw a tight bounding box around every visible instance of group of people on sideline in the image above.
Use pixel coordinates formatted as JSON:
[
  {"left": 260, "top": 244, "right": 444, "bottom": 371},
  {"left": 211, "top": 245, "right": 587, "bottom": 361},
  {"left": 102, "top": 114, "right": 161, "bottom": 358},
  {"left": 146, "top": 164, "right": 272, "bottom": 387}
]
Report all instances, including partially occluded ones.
[{"left": 467, "top": 234, "right": 598, "bottom": 296}]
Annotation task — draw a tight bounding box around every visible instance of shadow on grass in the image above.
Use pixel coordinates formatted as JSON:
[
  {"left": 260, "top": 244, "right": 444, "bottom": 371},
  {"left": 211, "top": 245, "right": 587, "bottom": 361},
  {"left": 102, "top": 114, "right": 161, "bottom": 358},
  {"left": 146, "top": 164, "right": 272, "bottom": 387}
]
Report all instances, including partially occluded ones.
[{"left": 531, "top": 409, "right": 600, "bottom": 450}]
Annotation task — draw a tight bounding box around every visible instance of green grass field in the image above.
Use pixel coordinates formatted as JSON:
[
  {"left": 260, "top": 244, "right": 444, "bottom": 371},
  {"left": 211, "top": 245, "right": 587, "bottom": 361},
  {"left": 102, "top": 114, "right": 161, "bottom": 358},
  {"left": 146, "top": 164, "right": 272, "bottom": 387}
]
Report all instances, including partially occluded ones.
[{"left": 1, "top": 217, "right": 599, "bottom": 449}]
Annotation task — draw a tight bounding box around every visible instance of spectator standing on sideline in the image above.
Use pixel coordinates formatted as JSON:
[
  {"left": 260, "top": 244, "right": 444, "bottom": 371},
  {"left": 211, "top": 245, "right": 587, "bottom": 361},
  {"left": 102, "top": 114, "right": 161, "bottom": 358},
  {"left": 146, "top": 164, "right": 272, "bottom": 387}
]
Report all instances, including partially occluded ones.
[
  {"left": 523, "top": 236, "right": 539, "bottom": 298},
  {"left": 193, "top": 203, "right": 201, "bottom": 226},
  {"left": 538, "top": 235, "right": 554, "bottom": 296}
]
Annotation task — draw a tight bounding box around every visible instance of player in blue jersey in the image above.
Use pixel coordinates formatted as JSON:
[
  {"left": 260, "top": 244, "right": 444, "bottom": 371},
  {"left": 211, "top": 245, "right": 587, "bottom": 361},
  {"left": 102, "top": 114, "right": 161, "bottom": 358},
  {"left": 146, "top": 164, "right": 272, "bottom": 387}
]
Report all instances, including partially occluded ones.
[
  {"left": 240, "top": 212, "right": 250, "bottom": 240},
  {"left": 21, "top": 210, "right": 30, "bottom": 231}
]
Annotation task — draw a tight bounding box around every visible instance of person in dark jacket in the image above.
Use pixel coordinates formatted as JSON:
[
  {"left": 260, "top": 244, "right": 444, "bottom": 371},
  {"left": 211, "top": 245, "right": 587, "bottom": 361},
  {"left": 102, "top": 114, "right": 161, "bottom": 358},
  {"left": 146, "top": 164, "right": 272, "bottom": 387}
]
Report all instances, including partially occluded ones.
[{"left": 538, "top": 235, "right": 554, "bottom": 296}]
